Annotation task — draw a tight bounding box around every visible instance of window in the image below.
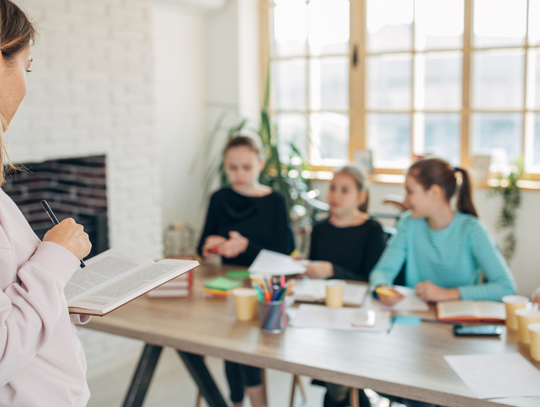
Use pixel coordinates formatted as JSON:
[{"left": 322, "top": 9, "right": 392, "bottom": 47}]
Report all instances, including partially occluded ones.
[{"left": 263, "top": 0, "right": 540, "bottom": 176}]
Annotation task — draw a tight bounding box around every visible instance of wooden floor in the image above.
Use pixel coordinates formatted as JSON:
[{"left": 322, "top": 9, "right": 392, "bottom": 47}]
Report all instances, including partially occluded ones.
[{"left": 86, "top": 339, "right": 395, "bottom": 407}]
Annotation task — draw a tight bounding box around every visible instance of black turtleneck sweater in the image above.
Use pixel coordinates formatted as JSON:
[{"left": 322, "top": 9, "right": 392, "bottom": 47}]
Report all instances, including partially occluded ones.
[
  {"left": 197, "top": 188, "right": 295, "bottom": 267},
  {"left": 309, "top": 218, "right": 386, "bottom": 282}
]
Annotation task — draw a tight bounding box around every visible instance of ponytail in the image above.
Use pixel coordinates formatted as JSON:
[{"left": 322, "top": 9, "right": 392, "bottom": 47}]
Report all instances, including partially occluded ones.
[
  {"left": 454, "top": 167, "right": 478, "bottom": 217},
  {"left": 409, "top": 157, "right": 478, "bottom": 218}
]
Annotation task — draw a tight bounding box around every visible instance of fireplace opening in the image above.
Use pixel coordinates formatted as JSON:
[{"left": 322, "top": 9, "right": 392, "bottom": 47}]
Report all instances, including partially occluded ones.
[{"left": 3, "top": 155, "right": 109, "bottom": 258}]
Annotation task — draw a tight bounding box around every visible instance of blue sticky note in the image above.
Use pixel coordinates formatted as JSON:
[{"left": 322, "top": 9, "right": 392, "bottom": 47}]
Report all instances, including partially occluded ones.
[{"left": 393, "top": 316, "right": 421, "bottom": 327}]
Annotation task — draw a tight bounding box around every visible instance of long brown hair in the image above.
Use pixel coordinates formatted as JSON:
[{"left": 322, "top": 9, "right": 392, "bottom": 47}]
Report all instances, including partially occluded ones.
[
  {"left": 408, "top": 157, "right": 478, "bottom": 217},
  {"left": 0, "top": 0, "right": 36, "bottom": 185}
]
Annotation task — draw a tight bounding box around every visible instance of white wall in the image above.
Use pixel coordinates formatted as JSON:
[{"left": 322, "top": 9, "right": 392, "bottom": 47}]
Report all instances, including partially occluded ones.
[
  {"left": 11, "top": 0, "right": 163, "bottom": 259},
  {"left": 154, "top": 3, "right": 207, "bottom": 230}
]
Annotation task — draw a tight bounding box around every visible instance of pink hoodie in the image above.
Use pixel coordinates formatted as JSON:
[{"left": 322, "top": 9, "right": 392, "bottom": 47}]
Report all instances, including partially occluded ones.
[{"left": 0, "top": 190, "right": 90, "bottom": 406}]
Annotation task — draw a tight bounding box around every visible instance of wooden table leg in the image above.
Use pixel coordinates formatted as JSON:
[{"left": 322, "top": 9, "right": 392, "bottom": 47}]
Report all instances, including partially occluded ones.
[
  {"left": 122, "top": 344, "right": 163, "bottom": 407},
  {"left": 350, "top": 387, "right": 360, "bottom": 407},
  {"left": 177, "top": 351, "right": 228, "bottom": 407}
]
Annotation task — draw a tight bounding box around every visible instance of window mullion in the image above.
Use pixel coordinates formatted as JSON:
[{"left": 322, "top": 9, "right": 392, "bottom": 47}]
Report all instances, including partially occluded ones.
[
  {"left": 460, "top": 0, "right": 473, "bottom": 167},
  {"left": 349, "top": 0, "right": 366, "bottom": 159}
]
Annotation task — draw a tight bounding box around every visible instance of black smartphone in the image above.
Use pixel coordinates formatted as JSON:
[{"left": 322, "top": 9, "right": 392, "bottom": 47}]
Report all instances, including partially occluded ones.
[{"left": 453, "top": 324, "right": 503, "bottom": 337}]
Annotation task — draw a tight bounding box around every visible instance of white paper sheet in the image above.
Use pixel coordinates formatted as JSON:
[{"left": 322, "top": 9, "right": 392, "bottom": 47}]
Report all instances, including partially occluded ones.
[
  {"left": 444, "top": 353, "right": 540, "bottom": 399},
  {"left": 292, "top": 279, "right": 369, "bottom": 307},
  {"left": 364, "top": 285, "right": 429, "bottom": 312},
  {"left": 248, "top": 249, "right": 306, "bottom": 276},
  {"left": 289, "top": 304, "right": 391, "bottom": 332}
]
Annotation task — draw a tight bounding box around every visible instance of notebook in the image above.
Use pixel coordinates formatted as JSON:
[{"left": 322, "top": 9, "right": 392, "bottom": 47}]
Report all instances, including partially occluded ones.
[
  {"left": 436, "top": 300, "right": 506, "bottom": 322},
  {"left": 291, "top": 279, "right": 369, "bottom": 307}
]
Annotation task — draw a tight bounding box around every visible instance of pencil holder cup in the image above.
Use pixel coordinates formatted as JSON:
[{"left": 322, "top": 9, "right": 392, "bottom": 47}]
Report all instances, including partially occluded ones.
[
  {"left": 502, "top": 295, "right": 529, "bottom": 330},
  {"left": 259, "top": 300, "right": 286, "bottom": 333},
  {"left": 515, "top": 308, "right": 540, "bottom": 344},
  {"left": 528, "top": 323, "right": 540, "bottom": 361}
]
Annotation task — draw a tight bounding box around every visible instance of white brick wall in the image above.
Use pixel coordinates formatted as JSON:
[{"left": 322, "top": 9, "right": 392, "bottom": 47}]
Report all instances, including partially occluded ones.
[
  {"left": 8, "top": 0, "right": 163, "bottom": 372},
  {"left": 9, "top": 0, "right": 163, "bottom": 259}
]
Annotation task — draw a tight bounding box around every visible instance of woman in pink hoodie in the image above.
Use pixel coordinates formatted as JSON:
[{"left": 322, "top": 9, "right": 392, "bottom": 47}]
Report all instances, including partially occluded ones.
[{"left": 0, "top": 1, "right": 92, "bottom": 406}]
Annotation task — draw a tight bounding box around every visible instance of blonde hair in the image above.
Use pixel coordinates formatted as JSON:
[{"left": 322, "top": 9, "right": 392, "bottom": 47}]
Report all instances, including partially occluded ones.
[
  {"left": 333, "top": 164, "right": 369, "bottom": 212},
  {"left": 0, "top": 0, "right": 36, "bottom": 185}
]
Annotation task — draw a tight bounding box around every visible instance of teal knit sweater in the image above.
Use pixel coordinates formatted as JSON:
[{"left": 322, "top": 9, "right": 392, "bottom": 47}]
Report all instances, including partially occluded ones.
[{"left": 369, "top": 211, "right": 517, "bottom": 301}]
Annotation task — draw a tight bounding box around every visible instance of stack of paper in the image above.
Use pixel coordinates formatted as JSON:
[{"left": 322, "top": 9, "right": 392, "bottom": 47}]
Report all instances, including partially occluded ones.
[
  {"left": 204, "top": 277, "right": 242, "bottom": 298},
  {"left": 292, "top": 279, "right": 369, "bottom": 307},
  {"left": 248, "top": 249, "right": 306, "bottom": 276},
  {"left": 289, "top": 304, "right": 391, "bottom": 332},
  {"left": 147, "top": 269, "right": 193, "bottom": 298}
]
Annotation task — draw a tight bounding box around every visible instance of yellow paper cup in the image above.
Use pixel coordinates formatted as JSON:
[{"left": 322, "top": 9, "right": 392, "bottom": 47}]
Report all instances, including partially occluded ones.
[
  {"left": 515, "top": 308, "right": 540, "bottom": 344},
  {"left": 502, "top": 295, "right": 529, "bottom": 330},
  {"left": 528, "top": 323, "right": 540, "bottom": 361},
  {"left": 233, "top": 288, "right": 257, "bottom": 322},
  {"left": 325, "top": 280, "right": 346, "bottom": 308}
]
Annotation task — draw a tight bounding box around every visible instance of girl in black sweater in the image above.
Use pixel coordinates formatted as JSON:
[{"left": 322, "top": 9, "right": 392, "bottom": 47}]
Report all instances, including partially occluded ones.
[
  {"left": 301, "top": 164, "right": 385, "bottom": 407},
  {"left": 198, "top": 135, "right": 294, "bottom": 407}
]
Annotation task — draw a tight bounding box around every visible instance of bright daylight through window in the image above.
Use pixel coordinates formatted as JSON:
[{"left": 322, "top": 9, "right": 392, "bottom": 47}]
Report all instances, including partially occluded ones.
[{"left": 265, "top": 0, "right": 540, "bottom": 177}]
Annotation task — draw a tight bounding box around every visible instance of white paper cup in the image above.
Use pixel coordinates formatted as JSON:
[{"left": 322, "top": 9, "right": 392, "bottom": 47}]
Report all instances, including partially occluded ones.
[
  {"left": 502, "top": 295, "right": 529, "bottom": 330},
  {"left": 325, "top": 280, "right": 346, "bottom": 308},
  {"left": 515, "top": 308, "right": 540, "bottom": 344},
  {"left": 233, "top": 288, "right": 257, "bottom": 321}
]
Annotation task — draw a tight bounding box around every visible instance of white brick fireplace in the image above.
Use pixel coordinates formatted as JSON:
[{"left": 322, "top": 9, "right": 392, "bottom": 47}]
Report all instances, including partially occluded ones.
[{"left": 9, "top": 0, "right": 163, "bottom": 259}]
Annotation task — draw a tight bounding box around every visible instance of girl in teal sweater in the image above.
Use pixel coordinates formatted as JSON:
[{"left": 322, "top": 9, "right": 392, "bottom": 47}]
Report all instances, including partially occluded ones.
[
  {"left": 370, "top": 157, "right": 516, "bottom": 307},
  {"left": 370, "top": 158, "right": 516, "bottom": 407}
]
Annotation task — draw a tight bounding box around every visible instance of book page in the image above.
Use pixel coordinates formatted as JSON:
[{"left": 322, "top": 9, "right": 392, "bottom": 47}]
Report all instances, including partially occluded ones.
[
  {"left": 291, "top": 279, "right": 326, "bottom": 302},
  {"left": 437, "top": 301, "right": 479, "bottom": 319},
  {"left": 476, "top": 301, "right": 506, "bottom": 320},
  {"left": 69, "top": 259, "right": 197, "bottom": 313},
  {"left": 65, "top": 248, "right": 153, "bottom": 304}
]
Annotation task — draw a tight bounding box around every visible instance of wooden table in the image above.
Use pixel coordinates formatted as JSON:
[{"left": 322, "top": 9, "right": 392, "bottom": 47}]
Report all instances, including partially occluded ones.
[{"left": 85, "top": 265, "right": 540, "bottom": 407}]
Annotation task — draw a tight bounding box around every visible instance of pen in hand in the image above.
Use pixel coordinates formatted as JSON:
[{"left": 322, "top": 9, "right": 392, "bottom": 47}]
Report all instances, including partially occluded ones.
[{"left": 41, "top": 200, "right": 86, "bottom": 268}]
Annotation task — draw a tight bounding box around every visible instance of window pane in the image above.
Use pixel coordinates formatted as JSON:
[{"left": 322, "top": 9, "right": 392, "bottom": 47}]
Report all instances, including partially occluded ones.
[
  {"left": 308, "top": 0, "right": 349, "bottom": 56},
  {"left": 311, "top": 113, "right": 349, "bottom": 163},
  {"left": 367, "top": 54, "right": 412, "bottom": 109},
  {"left": 535, "top": 50, "right": 540, "bottom": 110},
  {"left": 534, "top": 114, "right": 540, "bottom": 168},
  {"left": 472, "top": 50, "right": 524, "bottom": 110},
  {"left": 472, "top": 113, "right": 522, "bottom": 171},
  {"left": 367, "top": 114, "right": 411, "bottom": 168},
  {"left": 275, "top": 113, "right": 308, "bottom": 159},
  {"left": 415, "top": 0, "right": 464, "bottom": 51},
  {"left": 474, "top": 0, "right": 527, "bottom": 48},
  {"left": 418, "top": 52, "right": 462, "bottom": 110},
  {"left": 422, "top": 113, "right": 461, "bottom": 165},
  {"left": 367, "top": 0, "right": 413, "bottom": 52},
  {"left": 530, "top": 0, "right": 540, "bottom": 46},
  {"left": 272, "top": 0, "right": 307, "bottom": 57},
  {"left": 310, "top": 57, "right": 348, "bottom": 111},
  {"left": 273, "top": 59, "right": 306, "bottom": 110}
]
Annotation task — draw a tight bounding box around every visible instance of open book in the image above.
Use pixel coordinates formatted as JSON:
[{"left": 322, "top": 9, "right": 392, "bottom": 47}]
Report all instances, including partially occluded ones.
[
  {"left": 65, "top": 248, "right": 199, "bottom": 316},
  {"left": 437, "top": 300, "right": 506, "bottom": 322}
]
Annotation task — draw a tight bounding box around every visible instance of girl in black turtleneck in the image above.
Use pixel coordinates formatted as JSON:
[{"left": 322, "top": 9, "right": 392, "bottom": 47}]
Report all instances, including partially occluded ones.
[{"left": 197, "top": 135, "right": 294, "bottom": 407}]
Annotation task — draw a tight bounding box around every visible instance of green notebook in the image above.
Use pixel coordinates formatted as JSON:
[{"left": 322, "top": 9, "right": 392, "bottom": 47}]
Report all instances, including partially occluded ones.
[
  {"left": 226, "top": 270, "right": 251, "bottom": 279},
  {"left": 204, "top": 277, "right": 243, "bottom": 292}
]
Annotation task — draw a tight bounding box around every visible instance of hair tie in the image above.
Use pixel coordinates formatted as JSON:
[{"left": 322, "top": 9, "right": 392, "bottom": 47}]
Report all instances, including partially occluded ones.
[{"left": 454, "top": 167, "right": 462, "bottom": 173}]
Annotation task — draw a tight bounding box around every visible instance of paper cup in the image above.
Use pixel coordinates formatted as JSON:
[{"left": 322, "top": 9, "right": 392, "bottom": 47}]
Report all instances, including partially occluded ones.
[
  {"left": 502, "top": 295, "right": 529, "bottom": 330},
  {"left": 528, "top": 323, "right": 540, "bottom": 361},
  {"left": 515, "top": 308, "right": 540, "bottom": 344},
  {"left": 233, "top": 288, "right": 257, "bottom": 321},
  {"left": 325, "top": 280, "right": 346, "bottom": 308}
]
